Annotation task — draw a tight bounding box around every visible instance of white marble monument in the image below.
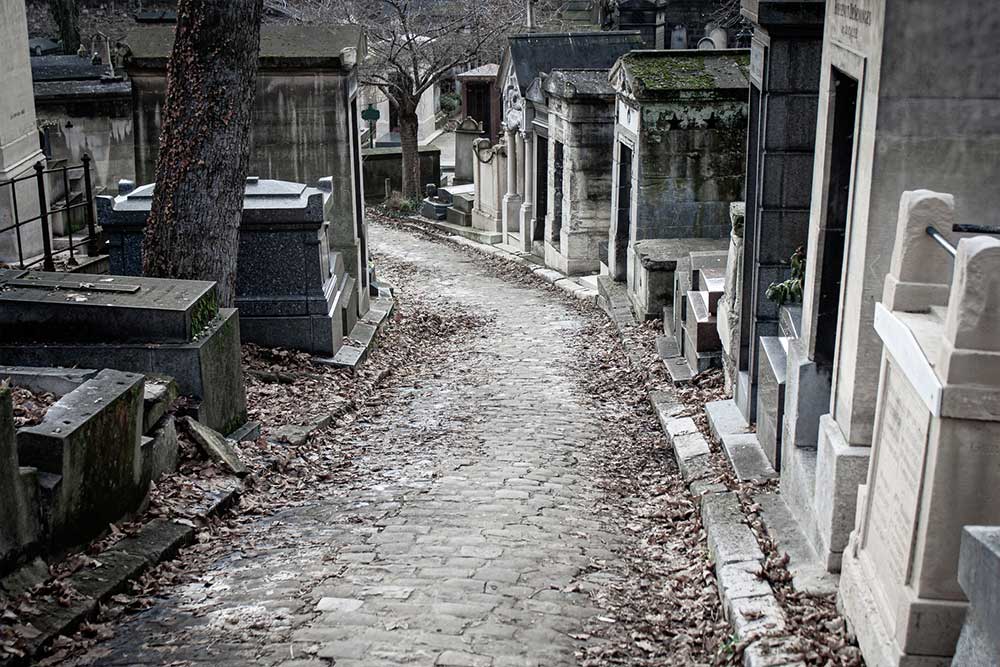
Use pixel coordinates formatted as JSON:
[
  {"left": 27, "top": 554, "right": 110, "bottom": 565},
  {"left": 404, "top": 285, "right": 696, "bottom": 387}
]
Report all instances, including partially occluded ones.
[{"left": 838, "top": 190, "right": 1000, "bottom": 667}]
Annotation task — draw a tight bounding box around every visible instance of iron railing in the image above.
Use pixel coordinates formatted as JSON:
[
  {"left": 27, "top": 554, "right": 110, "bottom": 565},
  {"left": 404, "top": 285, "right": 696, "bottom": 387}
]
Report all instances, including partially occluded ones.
[{"left": 0, "top": 155, "right": 99, "bottom": 272}]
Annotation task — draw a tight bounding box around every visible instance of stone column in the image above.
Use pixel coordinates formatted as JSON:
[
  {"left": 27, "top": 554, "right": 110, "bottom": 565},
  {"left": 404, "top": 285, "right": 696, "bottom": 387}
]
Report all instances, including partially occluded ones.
[
  {"left": 518, "top": 132, "right": 534, "bottom": 253},
  {"left": 515, "top": 131, "right": 526, "bottom": 199},
  {"left": 501, "top": 126, "right": 522, "bottom": 245}
]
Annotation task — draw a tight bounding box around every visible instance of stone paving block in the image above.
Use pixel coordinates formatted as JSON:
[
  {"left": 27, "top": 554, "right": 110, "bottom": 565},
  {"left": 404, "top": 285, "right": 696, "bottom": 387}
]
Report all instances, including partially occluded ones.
[
  {"left": 717, "top": 561, "right": 773, "bottom": 612},
  {"left": 316, "top": 640, "right": 371, "bottom": 659},
  {"left": 315, "top": 597, "right": 364, "bottom": 613},
  {"left": 702, "top": 492, "right": 765, "bottom": 565},
  {"left": 436, "top": 649, "right": 493, "bottom": 666}
]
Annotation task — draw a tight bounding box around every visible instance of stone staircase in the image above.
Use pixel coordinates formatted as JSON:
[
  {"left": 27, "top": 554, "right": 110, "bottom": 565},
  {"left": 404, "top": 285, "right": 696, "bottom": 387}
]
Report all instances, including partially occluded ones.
[{"left": 658, "top": 250, "right": 728, "bottom": 383}]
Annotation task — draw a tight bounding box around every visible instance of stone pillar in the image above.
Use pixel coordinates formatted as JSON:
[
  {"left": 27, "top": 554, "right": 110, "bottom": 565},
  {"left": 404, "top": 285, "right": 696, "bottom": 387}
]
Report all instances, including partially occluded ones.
[
  {"left": 518, "top": 131, "right": 534, "bottom": 253},
  {"left": 0, "top": 0, "right": 46, "bottom": 264},
  {"left": 501, "top": 127, "right": 522, "bottom": 245},
  {"left": 839, "top": 197, "right": 1000, "bottom": 665},
  {"left": 453, "top": 117, "right": 483, "bottom": 185},
  {"left": 515, "top": 131, "right": 526, "bottom": 199}
]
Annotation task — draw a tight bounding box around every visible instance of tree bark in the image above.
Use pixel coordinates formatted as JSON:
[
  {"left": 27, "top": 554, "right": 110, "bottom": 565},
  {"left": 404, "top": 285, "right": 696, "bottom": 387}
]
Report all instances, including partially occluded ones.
[
  {"left": 141, "top": 0, "right": 263, "bottom": 307},
  {"left": 48, "top": 0, "right": 80, "bottom": 54},
  {"left": 398, "top": 108, "right": 422, "bottom": 200}
]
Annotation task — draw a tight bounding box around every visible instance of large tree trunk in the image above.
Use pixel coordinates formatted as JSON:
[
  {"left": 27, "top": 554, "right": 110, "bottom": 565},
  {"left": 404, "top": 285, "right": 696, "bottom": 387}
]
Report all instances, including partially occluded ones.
[
  {"left": 49, "top": 0, "right": 80, "bottom": 54},
  {"left": 142, "top": 0, "right": 263, "bottom": 307},
  {"left": 399, "top": 107, "right": 422, "bottom": 200}
]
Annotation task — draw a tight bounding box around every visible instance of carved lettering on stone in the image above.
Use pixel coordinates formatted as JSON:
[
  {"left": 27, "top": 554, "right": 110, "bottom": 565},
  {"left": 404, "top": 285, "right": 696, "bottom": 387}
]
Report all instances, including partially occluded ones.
[{"left": 864, "top": 358, "right": 931, "bottom": 606}]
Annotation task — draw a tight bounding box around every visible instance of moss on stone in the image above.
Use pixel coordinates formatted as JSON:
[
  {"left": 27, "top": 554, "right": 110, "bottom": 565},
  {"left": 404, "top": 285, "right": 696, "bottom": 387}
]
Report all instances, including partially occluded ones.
[
  {"left": 630, "top": 54, "right": 717, "bottom": 90},
  {"left": 190, "top": 291, "right": 219, "bottom": 336}
]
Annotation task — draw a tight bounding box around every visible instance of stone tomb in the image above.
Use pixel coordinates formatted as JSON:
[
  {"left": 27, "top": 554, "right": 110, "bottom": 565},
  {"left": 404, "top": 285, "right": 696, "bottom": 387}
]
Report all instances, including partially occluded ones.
[
  {"left": 733, "top": 0, "right": 824, "bottom": 429},
  {"left": 0, "top": 366, "right": 153, "bottom": 570},
  {"left": 0, "top": 0, "right": 46, "bottom": 263},
  {"left": 607, "top": 49, "right": 749, "bottom": 290},
  {"left": 0, "top": 270, "right": 246, "bottom": 434},
  {"left": 838, "top": 191, "right": 1000, "bottom": 666},
  {"left": 100, "top": 177, "right": 358, "bottom": 357}
]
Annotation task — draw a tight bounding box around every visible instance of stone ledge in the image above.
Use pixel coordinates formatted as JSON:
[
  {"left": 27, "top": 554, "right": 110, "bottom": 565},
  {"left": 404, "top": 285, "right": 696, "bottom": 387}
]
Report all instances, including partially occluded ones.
[{"left": 0, "top": 477, "right": 241, "bottom": 666}]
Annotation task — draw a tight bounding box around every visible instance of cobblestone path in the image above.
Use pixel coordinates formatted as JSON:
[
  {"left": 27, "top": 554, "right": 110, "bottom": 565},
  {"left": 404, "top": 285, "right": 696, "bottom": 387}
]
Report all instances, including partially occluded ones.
[{"left": 75, "top": 223, "right": 687, "bottom": 667}]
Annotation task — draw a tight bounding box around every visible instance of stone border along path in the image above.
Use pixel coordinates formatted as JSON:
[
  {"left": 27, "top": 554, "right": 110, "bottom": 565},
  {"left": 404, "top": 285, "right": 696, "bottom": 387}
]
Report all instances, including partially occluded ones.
[
  {"left": 402, "top": 218, "right": 812, "bottom": 667},
  {"left": 57, "top": 218, "right": 736, "bottom": 667}
]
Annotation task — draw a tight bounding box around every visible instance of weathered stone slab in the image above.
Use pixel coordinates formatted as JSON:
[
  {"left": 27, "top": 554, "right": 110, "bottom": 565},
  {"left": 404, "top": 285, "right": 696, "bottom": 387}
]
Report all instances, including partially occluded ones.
[
  {"left": 183, "top": 417, "right": 248, "bottom": 477},
  {"left": 0, "top": 367, "right": 97, "bottom": 397},
  {"left": 17, "top": 369, "right": 146, "bottom": 548},
  {"left": 702, "top": 492, "right": 764, "bottom": 566},
  {"left": 0, "top": 270, "right": 218, "bottom": 345},
  {"left": 0, "top": 385, "right": 42, "bottom": 570}
]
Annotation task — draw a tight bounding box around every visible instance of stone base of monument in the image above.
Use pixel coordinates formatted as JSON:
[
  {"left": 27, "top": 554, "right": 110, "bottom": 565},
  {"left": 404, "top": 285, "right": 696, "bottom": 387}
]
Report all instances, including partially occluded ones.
[
  {"left": 839, "top": 524, "right": 962, "bottom": 667},
  {"left": 102, "top": 178, "right": 371, "bottom": 358},
  {"left": 543, "top": 235, "right": 603, "bottom": 277}
]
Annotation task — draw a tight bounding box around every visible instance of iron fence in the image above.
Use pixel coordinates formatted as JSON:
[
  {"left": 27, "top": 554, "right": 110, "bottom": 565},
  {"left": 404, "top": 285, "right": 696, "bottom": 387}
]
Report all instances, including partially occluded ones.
[{"left": 0, "top": 155, "right": 99, "bottom": 272}]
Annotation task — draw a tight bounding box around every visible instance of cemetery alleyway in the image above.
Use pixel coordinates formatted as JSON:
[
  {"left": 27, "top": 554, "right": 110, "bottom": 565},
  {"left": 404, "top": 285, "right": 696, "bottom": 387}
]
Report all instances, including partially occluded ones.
[{"left": 67, "top": 220, "right": 722, "bottom": 667}]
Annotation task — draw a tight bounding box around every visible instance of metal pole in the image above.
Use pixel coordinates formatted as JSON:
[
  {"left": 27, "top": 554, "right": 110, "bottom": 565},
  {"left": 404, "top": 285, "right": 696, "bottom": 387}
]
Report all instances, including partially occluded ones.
[
  {"left": 62, "top": 163, "right": 76, "bottom": 266},
  {"left": 82, "top": 154, "right": 99, "bottom": 256},
  {"left": 926, "top": 225, "right": 957, "bottom": 258},
  {"left": 10, "top": 181, "right": 25, "bottom": 269},
  {"left": 36, "top": 162, "right": 55, "bottom": 272}
]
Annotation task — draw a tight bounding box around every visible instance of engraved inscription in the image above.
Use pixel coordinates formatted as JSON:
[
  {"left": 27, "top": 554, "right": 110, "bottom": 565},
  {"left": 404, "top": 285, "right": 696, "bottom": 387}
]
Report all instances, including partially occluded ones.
[
  {"left": 833, "top": 0, "right": 873, "bottom": 42},
  {"left": 865, "top": 360, "right": 931, "bottom": 600}
]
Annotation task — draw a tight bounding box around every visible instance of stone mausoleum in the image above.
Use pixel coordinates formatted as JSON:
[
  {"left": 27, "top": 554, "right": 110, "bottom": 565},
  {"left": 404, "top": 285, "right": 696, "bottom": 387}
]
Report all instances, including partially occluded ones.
[
  {"left": 541, "top": 69, "right": 617, "bottom": 275},
  {"left": 760, "top": 0, "right": 1000, "bottom": 585},
  {"left": 100, "top": 177, "right": 368, "bottom": 358},
  {"left": 607, "top": 49, "right": 749, "bottom": 320},
  {"left": 497, "top": 30, "right": 643, "bottom": 253},
  {"left": 125, "top": 24, "right": 366, "bottom": 188}
]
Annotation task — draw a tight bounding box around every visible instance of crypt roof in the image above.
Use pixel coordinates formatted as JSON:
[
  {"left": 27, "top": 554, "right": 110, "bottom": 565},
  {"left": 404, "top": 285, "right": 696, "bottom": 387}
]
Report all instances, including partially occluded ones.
[
  {"left": 457, "top": 63, "right": 500, "bottom": 80},
  {"left": 500, "top": 30, "right": 643, "bottom": 96},
  {"left": 611, "top": 49, "right": 750, "bottom": 102}
]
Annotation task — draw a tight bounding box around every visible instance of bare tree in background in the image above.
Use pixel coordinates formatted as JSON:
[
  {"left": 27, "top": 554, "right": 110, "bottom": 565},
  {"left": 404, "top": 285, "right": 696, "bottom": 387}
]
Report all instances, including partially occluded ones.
[
  {"left": 48, "top": 0, "right": 80, "bottom": 53},
  {"left": 335, "top": 0, "right": 529, "bottom": 200},
  {"left": 142, "top": 0, "right": 264, "bottom": 306}
]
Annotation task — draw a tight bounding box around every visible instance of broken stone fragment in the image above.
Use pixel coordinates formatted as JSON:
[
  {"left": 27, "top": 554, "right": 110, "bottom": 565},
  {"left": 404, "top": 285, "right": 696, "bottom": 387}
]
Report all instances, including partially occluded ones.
[{"left": 182, "top": 417, "right": 248, "bottom": 477}]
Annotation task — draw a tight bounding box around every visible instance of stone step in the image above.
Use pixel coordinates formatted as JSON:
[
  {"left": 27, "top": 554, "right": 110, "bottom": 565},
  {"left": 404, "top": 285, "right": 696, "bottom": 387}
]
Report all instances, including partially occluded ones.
[
  {"left": 756, "top": 336, "right": 788, "bottom": 470},
  {"left": 685, "top": 290, "right": 721, "bottom": 351},
  {"left": 682, "top": 325, "right": 720, "bottom": 374},
  {"left": 446, "top": 207, "right": 471, "bottom": 227},
  {"left": 143, "top": 377, "right": 178, "bottom": 433},
  {"left": 656, "top": 333, "right": 680, "bottom": 359},
  {"left": 755, "top": 492, "right": 839, "bottom": 595},
  {"left": 452, "top": 193, "right": 475, "bottom": 214}
]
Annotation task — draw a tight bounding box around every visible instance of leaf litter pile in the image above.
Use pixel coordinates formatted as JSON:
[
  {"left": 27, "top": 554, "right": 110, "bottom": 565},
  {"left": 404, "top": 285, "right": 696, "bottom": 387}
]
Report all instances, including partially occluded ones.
[{"left": 10, "top": 386, "right": 57, "bottom": 428}]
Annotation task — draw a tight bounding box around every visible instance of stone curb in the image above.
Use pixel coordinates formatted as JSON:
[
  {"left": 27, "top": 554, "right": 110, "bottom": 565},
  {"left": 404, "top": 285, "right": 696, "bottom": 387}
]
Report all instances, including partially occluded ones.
[
  {"left": 0, "top": 478, "right": 242, "bottom": 666},
  {"left": 648, "top": 392, "right": 804, "bottom": 667}
]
